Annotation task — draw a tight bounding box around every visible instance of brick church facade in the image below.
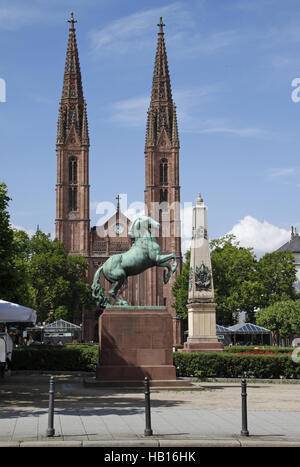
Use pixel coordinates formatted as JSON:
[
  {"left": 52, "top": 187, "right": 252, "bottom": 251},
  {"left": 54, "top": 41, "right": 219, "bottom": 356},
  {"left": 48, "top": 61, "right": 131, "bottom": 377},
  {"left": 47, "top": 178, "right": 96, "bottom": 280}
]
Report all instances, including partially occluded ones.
[{"left": 55, "top": 14, "right": 183, "bottom": 344}]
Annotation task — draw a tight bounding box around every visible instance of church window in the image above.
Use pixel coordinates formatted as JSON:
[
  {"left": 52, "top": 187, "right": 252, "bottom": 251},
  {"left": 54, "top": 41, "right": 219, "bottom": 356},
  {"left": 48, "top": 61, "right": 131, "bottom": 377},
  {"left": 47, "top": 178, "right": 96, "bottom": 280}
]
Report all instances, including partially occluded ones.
[
  {"left": 69, "top": 186, "right": 77, "bottom": 211},
  {"left": 159, "top": 189, "right": 168, "bottom": 203},
  {"left": 69, "top": 157, "right": 77, "bottom": 183},
  {"left": 160, "top": 158, "right": 168, "bottom": 185}
]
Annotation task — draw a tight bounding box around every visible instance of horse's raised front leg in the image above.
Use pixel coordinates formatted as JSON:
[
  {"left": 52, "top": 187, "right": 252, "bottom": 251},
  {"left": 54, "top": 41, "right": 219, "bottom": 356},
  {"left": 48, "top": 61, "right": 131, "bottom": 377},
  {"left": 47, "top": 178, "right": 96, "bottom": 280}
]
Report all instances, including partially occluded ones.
[
  {"left": 157, "top": 261, "right": 172, "bottom": 284},
  {"left": 156, "top": 253, "right": 177, "bottom": 274}
]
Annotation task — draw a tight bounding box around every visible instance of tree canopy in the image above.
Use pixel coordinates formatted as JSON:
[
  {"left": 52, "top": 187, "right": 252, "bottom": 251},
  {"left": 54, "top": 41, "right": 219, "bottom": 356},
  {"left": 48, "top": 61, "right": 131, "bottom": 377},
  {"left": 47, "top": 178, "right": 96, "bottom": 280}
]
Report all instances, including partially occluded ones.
[
  {"left": 0, "top": 182, "right": 95, "bottom": 324},
  {"left": 256, "top": 300, "right": 300, "bottom": 344},
  {"left": 0, "top": 182, "right": 17, "bottom": 301},
  {"left": 24, "top": 229, "right": 95, "bottom": 323},
  {"left": 172, "top": 234, "right": 298, "bottom": 326},
  {"left": 172, "top": 250, "right": 190, "bottom": 322}
]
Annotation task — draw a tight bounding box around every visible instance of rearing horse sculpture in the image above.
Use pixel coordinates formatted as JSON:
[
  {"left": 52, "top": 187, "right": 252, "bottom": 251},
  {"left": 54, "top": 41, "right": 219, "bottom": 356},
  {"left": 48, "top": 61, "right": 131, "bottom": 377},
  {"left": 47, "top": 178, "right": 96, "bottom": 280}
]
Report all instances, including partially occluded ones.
[{"left": 91, "top": 215, "right": 178, "bottom": 307}]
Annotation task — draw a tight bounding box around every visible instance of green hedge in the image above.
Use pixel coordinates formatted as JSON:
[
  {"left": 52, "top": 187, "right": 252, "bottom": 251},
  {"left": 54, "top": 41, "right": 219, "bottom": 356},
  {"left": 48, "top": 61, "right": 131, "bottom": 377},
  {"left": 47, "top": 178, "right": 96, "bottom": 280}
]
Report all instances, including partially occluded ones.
[
  {"left": 11, "top": 345, "right": 300, "bottom": 379},
  {"left": 11, "top": 344, "right": 99, "bottom": 372},
  {"left": 173, "top": 351, "right": 300, "bottom": 379}
]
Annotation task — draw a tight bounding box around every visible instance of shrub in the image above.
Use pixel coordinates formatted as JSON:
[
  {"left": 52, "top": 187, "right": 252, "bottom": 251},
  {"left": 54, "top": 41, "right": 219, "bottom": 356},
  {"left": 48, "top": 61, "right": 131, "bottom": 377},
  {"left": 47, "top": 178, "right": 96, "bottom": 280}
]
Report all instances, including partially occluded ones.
[
  {"left": 11, "top": 345, "right": 300, "bottom": 379},
  {"left": 11, "top": 344, "right": 98, "bottom": 372},
  {"left": 173, "top": 351, "right": 300, "bottom": 379}
]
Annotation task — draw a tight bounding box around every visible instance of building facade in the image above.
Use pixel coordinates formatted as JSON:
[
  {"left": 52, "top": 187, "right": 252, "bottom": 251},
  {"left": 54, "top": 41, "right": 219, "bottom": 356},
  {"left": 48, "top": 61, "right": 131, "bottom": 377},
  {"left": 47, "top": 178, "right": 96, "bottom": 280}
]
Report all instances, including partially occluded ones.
[{"left": 55, "top": 14, "right": 182, "bottom": 343}]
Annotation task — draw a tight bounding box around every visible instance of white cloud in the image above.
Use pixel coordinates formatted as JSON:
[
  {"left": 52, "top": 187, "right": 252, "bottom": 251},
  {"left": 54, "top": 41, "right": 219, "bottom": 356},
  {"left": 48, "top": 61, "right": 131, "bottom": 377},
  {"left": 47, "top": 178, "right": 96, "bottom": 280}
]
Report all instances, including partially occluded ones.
[
  {"left": 11, "top": 223, "right": 55, "bottom": 239},
  {"left": 89, "top": 2, "right": 237, "bottom": 58},
  {"left": 198, "top": 126, "right": 266, "bottom": 137},
  {"left": 228, "top": 216, "right": 290, "bottom": 253},
  {"left": 172, "top": 92, "right": 268, "bottom": 138},
  {"left": 185, "top": 29, "right": 238, "bottom": 55},
  {"left": 10, "top": 223, "right": 36, "bottom": 237},
  {"left": 90, "top": 2, "right": 187, "bottom": 55},
  {"left": 269, "top": 167, "right": 296, "bottom": 177},
  {"left": 108, "top": 96, "right": 149, "bottom": 127}
]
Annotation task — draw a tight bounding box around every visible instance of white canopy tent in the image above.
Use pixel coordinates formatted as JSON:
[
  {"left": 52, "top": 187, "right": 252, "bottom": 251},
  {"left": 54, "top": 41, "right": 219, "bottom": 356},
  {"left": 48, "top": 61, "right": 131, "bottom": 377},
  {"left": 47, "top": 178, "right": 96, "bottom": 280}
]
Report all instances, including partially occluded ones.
[{"left": 0, "top": 300, "right": 37, "bottom": 324}]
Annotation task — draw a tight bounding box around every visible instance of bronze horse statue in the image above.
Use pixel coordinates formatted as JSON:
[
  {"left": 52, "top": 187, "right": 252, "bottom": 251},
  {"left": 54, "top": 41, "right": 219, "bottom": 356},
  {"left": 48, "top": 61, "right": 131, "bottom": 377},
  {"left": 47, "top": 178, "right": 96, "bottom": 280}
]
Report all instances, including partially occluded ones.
[{"left": 91, "top": 215, "right": 177, "bottom": 307}]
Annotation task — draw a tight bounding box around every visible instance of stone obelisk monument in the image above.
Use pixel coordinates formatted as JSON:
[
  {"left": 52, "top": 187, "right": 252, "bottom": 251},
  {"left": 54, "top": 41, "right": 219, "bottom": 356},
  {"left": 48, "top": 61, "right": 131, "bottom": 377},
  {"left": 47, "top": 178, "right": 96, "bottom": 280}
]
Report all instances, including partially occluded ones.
[{"left": 183, "top": 194, "right": 222, "bottom": 352}]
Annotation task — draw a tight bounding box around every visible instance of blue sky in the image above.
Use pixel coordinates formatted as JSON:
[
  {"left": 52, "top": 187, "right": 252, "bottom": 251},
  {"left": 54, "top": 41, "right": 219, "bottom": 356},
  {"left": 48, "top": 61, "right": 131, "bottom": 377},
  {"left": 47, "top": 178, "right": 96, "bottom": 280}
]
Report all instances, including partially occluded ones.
[{"left": 1, "top": 0, "right": 300, "bottom": 255}]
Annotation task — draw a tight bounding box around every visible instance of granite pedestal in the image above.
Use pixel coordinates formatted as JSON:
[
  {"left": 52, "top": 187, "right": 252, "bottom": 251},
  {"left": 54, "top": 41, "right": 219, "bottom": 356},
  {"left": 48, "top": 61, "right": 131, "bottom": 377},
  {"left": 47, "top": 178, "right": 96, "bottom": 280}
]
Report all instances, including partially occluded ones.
[
  {"left": 181, "top": 302, "right": 223, "bottom": 352},
  {"left": 96, "top": 306, "right": 177, "bottom": 382}
]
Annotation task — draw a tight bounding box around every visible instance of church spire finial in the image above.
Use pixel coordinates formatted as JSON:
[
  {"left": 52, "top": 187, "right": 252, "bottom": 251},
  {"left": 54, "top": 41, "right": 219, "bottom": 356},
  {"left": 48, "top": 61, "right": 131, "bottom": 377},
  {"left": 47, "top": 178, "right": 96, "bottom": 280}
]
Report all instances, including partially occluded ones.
[
  {"left": 157, "top": 16, "right": 165, "bottom": 34},
  {"left": 67, "top": 11, "right": 77, "bottom": 29}
]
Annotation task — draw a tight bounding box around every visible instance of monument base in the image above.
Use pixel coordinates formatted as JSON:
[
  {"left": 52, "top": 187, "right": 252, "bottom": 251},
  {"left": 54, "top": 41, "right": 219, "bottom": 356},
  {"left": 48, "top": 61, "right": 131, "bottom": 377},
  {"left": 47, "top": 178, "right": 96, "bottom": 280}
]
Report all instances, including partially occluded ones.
[
  {"left": 181, "top": 300, "right": 223, "bottom": 352},
  {"left": 182, "top": 340, "right": 223, "bottom": 352},
  {"left": 97, "top": 306, "right": 177, "bottom": 381}
]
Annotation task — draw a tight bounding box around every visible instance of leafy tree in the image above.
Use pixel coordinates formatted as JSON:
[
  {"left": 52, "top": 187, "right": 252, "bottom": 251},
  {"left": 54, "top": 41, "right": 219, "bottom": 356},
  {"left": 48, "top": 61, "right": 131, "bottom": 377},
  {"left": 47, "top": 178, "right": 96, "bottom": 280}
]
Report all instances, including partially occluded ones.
[
  {"left": 172, "top": 234, "right": 298, "bottom": 327},
  {"left": 10, "top": 229, "right": 35, "bottom": 307},
  {"left": 53, "top": 305, "right": 69, "bottom": 321},
  {"left": 28, "top": 229, "right": 95, "bottom": 323},
  {"left": 256, "top": 299, "right": 300, "bottom": 344},
  {"left": 0, "top": 183, "right": 95, "bottom": 324},
  {"left": 210, "top": 235, "right": 258, "bottom": 325},
  {"left": 256, "top": 251, "right": 297, "bottom": 307},
  {"left": 0, "top": 182, "right": 16, "bottom": 301},
  {"left": 172, "top": 250, "right": 190, "bottom": 322},
  {"left": 0, "top": 183, "right": 32, "bottom": 305}
]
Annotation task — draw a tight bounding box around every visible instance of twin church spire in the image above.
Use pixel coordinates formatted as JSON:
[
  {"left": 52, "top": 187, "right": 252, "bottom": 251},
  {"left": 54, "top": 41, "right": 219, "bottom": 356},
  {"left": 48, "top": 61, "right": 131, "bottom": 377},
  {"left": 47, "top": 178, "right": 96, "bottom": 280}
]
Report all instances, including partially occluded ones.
[
  {"left": 146, "top": 17, "right": 179, "bottom": 148},
  {"left": 57, "top": 13, "right": 178, "bottom": 149},
  {"left": 56, "top": 13, "right": 180, "bottom": 256},
  {"left": 57, "top": 12, "right": 89, "bottom": 146}
]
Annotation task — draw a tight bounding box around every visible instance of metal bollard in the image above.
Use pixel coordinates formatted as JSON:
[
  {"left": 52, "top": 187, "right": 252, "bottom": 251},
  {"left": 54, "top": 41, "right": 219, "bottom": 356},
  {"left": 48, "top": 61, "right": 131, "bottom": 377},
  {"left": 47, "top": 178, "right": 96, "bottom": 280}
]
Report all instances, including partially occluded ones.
[
  {"left": 46, "top": 376, "right": 55, "bottom": 437},
  {"left": 144, "top": 376, "right": 153, "bottom": 436},
  {"left": 240, "top": 378, "right": 249, "bottom": 436}
]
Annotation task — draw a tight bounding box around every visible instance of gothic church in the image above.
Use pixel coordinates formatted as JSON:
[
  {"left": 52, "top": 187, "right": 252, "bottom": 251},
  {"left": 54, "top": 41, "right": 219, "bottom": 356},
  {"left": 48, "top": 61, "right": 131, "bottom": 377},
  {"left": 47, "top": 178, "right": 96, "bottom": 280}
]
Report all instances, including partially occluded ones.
[{"left": 55, "top": 14, "right": 183, "bottom": 344}]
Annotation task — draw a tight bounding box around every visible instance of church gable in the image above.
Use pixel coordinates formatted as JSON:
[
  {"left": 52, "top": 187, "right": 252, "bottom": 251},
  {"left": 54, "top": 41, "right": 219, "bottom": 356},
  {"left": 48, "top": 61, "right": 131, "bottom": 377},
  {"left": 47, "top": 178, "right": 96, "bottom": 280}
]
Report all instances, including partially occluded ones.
[
  {"left": 103, "top": 211, "right": 131, "bottom": 237},
  {"left": 157, "top": 127, "right": 171, "bottom": 149},
  {"left": 91, "top": 210, "right": 132, "bottom": 255},
  {"left": 65, "top": 125, "right": 81, "bottom": 146}
]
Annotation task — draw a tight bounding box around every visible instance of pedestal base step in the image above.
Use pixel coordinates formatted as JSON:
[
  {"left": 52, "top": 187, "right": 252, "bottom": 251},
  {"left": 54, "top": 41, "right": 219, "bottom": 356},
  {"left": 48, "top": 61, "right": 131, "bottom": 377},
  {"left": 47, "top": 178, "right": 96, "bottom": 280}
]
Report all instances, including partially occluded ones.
[{"left": 180, "top": 341, "right": 223, "bottom": 352}]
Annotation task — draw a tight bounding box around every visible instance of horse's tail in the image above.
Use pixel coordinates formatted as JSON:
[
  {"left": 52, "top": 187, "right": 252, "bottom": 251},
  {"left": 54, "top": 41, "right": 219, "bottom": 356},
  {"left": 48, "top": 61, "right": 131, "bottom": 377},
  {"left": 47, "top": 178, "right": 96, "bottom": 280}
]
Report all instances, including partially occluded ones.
[{"left": 91, "top": 265, "right": 109, "bottom": 308}]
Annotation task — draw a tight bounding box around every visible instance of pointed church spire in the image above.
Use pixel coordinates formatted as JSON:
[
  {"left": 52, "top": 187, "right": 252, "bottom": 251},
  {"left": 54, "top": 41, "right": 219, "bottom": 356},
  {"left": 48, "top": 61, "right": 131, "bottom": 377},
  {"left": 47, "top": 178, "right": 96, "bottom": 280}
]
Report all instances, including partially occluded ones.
[
  {"left": 151, "top": 16, "right": 173, "bottom": 106},
  {"left": 62, "top": 12, "right": 83, "bottom": 102},
  {"left": 146, "top": 18, "right": 178, "bottom": 147},
  {"left": 57, "top": 12, "right": 88, "bottom": 145}
]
